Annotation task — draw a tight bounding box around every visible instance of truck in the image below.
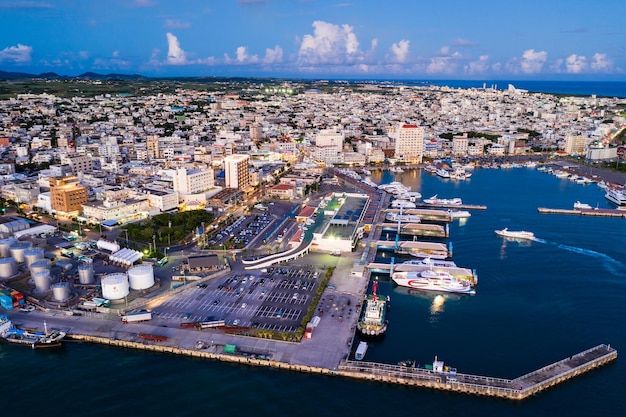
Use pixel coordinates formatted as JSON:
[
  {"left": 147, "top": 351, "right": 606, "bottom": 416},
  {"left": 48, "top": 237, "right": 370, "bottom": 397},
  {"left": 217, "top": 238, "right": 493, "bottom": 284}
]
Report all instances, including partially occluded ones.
[{"left": 121, "top": 311, "right": 152, "bottom": 323}]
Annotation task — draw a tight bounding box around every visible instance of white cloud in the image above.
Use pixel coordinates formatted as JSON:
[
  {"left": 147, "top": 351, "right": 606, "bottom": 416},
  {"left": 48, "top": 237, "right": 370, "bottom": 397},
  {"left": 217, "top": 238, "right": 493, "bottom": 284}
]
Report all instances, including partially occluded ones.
[
  {"left": 390, "top": 39, "right": 410, "bottom": 63},
  {"left": 166, "top": 32, "right": 187, "bottom": 65},
  {"left": 565, "top": 54, "right": 587, "bottom": 73},
  {"left": 506, "top": 49, "right": 547, "bottom": 74},
  {"left": 0, "top": 43, "right": 32, "bottom": 63},
  {"left": 591, "top": 53, "right": 612, "bottom": 72},
  {"left": 453, "top": 38, "right": 474, "bottom": 47},
  {"left": 236, "top": 46, "right": 259, "bottom": 63},
  {"left": 426, "top": 54, "right": 461, "bottom": 75},
  {"left": 464, "top": 55, "right": 490, "bottom": 75},
  {"left": 298, "top": 20, "right": 365, "bottom": 65},
  {"left": 164, "top": 19, "right": 191, "bottom": 29},
  {"left": 263, "top": 45, "right": 283, "bottom": 64}
]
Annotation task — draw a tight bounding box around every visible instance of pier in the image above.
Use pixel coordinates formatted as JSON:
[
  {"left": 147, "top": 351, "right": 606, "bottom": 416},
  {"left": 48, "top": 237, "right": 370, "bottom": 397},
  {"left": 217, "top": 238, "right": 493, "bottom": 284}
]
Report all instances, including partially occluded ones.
[
  {"left": 538, "top": 207, "right": 626, "bottom": 218},
  {"left": 337, "top": 344, "right": 617, "bottom": 400}
]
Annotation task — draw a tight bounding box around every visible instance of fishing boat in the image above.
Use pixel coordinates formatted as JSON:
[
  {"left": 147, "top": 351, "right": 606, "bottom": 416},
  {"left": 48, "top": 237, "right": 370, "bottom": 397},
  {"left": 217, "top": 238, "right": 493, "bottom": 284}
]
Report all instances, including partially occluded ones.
[
  {"left": 494, "top": 228, "right": 535, "bottom": 240},
  {"left": 0, "top": 315, "right": 66, "bottom": 349},
  {"left": 356, "top": 282, "right": 388, "bottom": 337}
]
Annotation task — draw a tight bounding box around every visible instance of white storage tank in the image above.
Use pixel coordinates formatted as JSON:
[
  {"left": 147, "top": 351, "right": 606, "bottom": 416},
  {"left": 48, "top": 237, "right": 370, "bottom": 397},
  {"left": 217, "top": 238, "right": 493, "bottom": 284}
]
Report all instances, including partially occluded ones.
[
  {"left": 29, "top": 258, "right": 52, "bottom": 276},
  {"left": 33, "top": 270, "right": 52, "bottom": 293},
  {"left": 101, "top": 273, "right": 129, "bottom": 300},
  {"left": 128, "top": 265, "right": 155, "bottom": 290},
  {"left": 24, "top": 247, "right": 45, "bottom": 268},
  {"left": 0, "top": 238, "right": 17, "bottom": 257},
  {"left": 10, "top": 241, "right": 32, "bottom": 263},
  {"left": 77, "top": 263, "right": 95, "bottom": 284},
  {"left": 0, "top": 257, "right": 17, "bottom": 279},
  {"left": 97, "top": 239, "right": 120, "bottom": 253},
  {"left": 52, "top": 282, "right": 71, "bottom": 301}
]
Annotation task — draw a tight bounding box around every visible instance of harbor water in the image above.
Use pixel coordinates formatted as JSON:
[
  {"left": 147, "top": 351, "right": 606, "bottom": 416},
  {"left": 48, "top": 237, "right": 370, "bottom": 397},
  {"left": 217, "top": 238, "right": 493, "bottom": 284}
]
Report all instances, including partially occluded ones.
[{"left": 2, "top": 167, "right": 626, "bottom": 417}]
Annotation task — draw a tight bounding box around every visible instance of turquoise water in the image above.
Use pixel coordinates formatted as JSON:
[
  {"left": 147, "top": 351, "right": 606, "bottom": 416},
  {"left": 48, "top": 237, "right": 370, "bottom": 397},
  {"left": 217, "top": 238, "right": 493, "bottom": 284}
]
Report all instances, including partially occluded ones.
[{"left": 2, "top": 167, "right": 625, "bottom": 417}]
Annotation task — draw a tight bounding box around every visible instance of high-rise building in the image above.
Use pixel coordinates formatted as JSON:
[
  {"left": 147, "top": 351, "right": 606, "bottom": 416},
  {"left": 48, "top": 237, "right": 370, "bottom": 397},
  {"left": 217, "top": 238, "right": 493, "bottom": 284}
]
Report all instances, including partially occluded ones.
[
  {"left": 395, "top": 123, "right": 424, "bottom": 163},
  {"left": 565, "top": 134, "right": 587, "bottom": 155},
  {"left": 172, "top": 167, "right": 215, "bottom": 195},
  {"left": 49, "top": 176, "right": 88, "bottom": 215},
  {"left": 224, "top": 154, "right": 250, "bottom": 190},
  {"left": 315, "top": 129, "right": 344, "bottom": 153}
]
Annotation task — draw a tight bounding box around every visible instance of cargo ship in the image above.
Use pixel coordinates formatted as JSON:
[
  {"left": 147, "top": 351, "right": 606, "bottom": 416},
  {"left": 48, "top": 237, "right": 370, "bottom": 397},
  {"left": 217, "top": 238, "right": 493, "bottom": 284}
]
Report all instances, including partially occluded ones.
[
  {"left": 0, "top": 315, "right": 66, "bottom": 349},
  {"left": 356, "top": 282, "right": 388, "bottom": 337}
]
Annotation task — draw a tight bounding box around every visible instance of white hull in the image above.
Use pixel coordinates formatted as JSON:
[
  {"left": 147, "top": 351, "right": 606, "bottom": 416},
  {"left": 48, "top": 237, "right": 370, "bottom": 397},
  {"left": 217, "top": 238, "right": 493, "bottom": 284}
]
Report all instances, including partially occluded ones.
[
  {"left": 495, "top": 228, "right": 534, "bottom": 240},
  {"left": 605, "top": 189, "right": 626, "bottom": 206},
  {"left": 386, "top": 212, "right": 421, "bottom": 223},
  {"left": 392, "top": 272, "right": 475, "bottom": 295}
]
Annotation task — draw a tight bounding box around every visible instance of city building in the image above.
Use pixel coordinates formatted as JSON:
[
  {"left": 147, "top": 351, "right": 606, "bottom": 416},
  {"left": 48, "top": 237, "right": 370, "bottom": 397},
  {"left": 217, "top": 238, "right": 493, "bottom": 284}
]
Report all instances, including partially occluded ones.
[
  {"left": 395, "top": 123, "right": 424, "bottom": 163},
  {"left": 224, "top": 154, "right": 250, "bottom": 190},
  {"left": 49, "top": 175, "right": 88, "bottom": 216}
]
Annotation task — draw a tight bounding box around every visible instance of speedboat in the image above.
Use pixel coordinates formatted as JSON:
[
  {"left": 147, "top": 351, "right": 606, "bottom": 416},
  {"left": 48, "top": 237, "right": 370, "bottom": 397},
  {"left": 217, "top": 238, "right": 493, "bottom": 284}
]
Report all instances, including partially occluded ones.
[{"left": 494, "top": 228, "right": 535, "bottom": 240}]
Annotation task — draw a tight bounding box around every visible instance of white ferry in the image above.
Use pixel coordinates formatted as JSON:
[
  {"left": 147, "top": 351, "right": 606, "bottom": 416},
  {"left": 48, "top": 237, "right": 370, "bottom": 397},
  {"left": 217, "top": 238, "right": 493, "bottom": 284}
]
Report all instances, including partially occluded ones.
[
  {"left": 605, "top": 189, "right": 626, "bottom": 206},
  {"left": 494, "top": 228, "right": 535, "bottom": 240},
  {"left": 391, "top": 270, "right": 475, "bottom": 295}
]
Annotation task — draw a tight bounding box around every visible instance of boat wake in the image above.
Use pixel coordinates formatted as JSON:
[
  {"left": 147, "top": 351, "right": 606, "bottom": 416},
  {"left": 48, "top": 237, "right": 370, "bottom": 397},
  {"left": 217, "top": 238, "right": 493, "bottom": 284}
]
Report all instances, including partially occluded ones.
[{"left": 535, "top": 239, "right": 625, "bottom": 275}]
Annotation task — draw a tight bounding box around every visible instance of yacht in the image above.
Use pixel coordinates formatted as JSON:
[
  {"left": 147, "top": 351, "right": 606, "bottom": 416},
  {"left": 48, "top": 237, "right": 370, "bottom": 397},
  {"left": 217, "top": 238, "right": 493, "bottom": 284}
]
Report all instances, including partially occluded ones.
[
  {"left": 402, "top": 257, "right": 457, "bottom": 268},
  {"left": 605, "top": 189, "right": 626, "bottom": 206},
  {"left": 436, "top": 168, "right": 451, "bottom": 178},
  {"left": 391, "top": 199, "right": 416, "bottom": 209},
  {"left": 448, "top": 209, "right": 471, "bottom": 219},
  {"left": 423, "top": 195, "right": 462, "bottom": 206},
  {"left": 494, "top": 228, "right": 535, "bottom": 240},
  {"left": 573, "top": 201, "right": 593, "bottom": 210},
  {"left": 386, "top": 212, "right": 421, "bottom": 223}
]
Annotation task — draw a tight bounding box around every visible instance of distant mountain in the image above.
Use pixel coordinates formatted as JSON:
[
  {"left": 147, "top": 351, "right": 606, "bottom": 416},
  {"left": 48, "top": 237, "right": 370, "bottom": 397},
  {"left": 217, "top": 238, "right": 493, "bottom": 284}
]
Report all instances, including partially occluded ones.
[{"left": 0, "top": 70, "right": 149, "bottom": 81}]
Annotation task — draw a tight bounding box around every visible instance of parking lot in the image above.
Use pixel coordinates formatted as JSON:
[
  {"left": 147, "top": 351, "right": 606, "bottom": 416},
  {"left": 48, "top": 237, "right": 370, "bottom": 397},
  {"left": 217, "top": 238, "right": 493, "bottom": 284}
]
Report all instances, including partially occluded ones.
[{"left": 153, "top": 266, "right": 325, "bottom": 333}]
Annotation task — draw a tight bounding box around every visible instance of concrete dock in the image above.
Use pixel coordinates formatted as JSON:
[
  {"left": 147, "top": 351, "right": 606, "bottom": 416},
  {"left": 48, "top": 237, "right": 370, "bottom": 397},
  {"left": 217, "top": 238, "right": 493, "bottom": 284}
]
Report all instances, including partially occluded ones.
[{"left": 538, "top": 207, "right": 626, "bottom": 218}]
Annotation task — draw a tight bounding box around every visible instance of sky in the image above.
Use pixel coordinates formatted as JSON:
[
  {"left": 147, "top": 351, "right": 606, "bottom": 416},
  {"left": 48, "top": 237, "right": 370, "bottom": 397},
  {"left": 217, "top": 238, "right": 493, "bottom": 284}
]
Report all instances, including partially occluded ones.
[{"left": 0, "top": 0, "right": 625, "bottom": 80}]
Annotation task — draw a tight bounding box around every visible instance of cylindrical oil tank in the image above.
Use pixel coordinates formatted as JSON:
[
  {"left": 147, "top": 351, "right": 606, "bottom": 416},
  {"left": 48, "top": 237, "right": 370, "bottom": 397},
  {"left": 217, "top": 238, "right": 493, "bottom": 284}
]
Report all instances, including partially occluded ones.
[
  {"left": 77, "top": 263, "right": 95, "bottom": 284},
  {"left": 24, "top": 247, "right": 45, "bottom": 268},
  {"left": 29, "top": 258, "right": 51, "bottom": 276},
  {"left": 33, "top": 270, "right": 52, "bottom": 292},
  {"left": 0, "top": 257, "right": 17, "bottom": 279},
  {"left": 96, "top": 239, "right": 120, "bottom": 253},
  {"left": 56, "top": 259, "right": 73, "bottom": 272},
  {"left": 9, "top": 241, "right": 32, "bottom": 263},
  {"left": 0, "top": 238, "right": 17, "bottom": 257},
  {"left": 101, "top": 273, "right": 129, "bottom": 300},
  {"left": 128, "top": 265, "right": 155, "bottom": 290},
  {"left": 51, "top": 282, "right": 71, "bottom": 301}
]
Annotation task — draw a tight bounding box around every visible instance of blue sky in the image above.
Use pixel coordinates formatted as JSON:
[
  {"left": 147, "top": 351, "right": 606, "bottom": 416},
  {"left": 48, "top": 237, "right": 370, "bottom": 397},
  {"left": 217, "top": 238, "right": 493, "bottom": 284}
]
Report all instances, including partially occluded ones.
[{"left": 0, "top": 0, "right": 625, "bottom": 80}]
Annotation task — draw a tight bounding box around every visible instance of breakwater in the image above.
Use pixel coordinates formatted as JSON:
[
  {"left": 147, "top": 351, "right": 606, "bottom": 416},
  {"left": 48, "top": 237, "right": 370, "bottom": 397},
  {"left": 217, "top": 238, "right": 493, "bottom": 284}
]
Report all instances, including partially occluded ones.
[{"left": 67, "top": 333, "right": 616, "bottom": 400}]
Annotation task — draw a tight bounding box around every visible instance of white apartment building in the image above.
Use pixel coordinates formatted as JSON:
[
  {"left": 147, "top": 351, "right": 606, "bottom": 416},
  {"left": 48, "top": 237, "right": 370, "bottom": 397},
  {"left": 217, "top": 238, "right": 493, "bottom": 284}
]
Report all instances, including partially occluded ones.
[
  {"left": 61, "top": 155, "right": 93, "bottom": 174},
  {"left": 82, "top": 198, "right": 150, "bottom": 222},
  {"left": 452, "top": 135, "right": 469, "bottom": 156},
  {"left": 586, "top": 144, "right": 617, "bottom": 161},
  {"left": 172, "top": 167, "right": 215, "bottom": 195},
  {"left": 564, "top": 134, "right": 587, "bottom": 155},
  {"left": 315, "top": 129, "right": 344, "bottom": 153},
  {"left": 224, "top": 154, "right": 250, "bottom": 190},
  {"left": 146, "top": 189, "right": 179, "bottom": 212},
  {"left": 395, "top": 123, "right": 424, "bottom": 163}
]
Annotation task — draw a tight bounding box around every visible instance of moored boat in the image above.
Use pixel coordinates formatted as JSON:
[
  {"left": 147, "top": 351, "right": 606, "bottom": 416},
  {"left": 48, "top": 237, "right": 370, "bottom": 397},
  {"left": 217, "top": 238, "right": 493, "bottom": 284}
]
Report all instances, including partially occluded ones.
[
  {"left": 391, "top": 270, "right": 475, "bottom": 295},
  {"left": 0, "top": 315, "right": 66, "bottom": 349},
  {"left": 605, "top": 189, "right": 626, "bottom": 206},
  {"left": 423, "top": 195, "right": 462, "bottom": 206},
  {"left": 356, "top": 282, "right": 388, "bottom": 337},
  {"left": 385, "top": 212, "right": 421, "bottom": 223},
  {"left": 355, "top": 341, "right": 368, "bottom": 360},
  {"left": 574, "top": 201, "right": 593, "bottom": 210}
]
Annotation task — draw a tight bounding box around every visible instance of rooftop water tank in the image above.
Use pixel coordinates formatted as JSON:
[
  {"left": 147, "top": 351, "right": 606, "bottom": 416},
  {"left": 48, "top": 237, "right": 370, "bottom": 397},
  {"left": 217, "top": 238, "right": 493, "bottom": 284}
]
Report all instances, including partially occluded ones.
[
  {"left": 29, "top": 258, "right": 52, "bottom": 276},
  {"left": 77, "top": 263, "right": 95, "bottom": 285},
  {"left": 101, "top": 273, "right": 129, "bottom": 300},
  {"left": 32, "top": 270, "right": 52, "bottom": 293},
  {"left": 51, "top": 282, "right": 71, "bottom": 302},
  {"left": 0, "top": 257, "right": 17, "bottom": 279},
  {"left": 128, "top": 265, "right": 155, "bottom": 290},
  {"left": 0, "top": 238, "right": 17, "bottom": 258},
  {"left": 9, "top": 241, "right": 32, "bottom": 263},
  {"left": 24, "top": 247, "right": 44, "bottom": 268}
]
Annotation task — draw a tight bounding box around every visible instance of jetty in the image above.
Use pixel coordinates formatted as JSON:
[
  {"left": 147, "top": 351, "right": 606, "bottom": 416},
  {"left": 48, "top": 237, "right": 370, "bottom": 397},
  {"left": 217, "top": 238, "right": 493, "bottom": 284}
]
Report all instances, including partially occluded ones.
[
  {"left": 538, "top": 207, "right": 626, "bottom": 218},
  {"left": 337, "top": 344, "right": 617, "bottom": 400}
]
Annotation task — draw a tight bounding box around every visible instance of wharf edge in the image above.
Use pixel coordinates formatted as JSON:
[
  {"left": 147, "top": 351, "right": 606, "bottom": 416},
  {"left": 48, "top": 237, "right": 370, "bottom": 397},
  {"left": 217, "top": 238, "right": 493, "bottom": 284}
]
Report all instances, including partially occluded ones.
[{"left": 65, "top": 333, "right": 616, "bottom": 401}]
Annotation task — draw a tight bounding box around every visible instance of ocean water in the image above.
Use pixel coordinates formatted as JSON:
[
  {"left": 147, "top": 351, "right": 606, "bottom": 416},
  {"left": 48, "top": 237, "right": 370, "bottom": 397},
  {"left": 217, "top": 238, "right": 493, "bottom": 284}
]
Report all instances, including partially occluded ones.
[{"left": 2, "top": 167, "right": 626, "bottom": 417}]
